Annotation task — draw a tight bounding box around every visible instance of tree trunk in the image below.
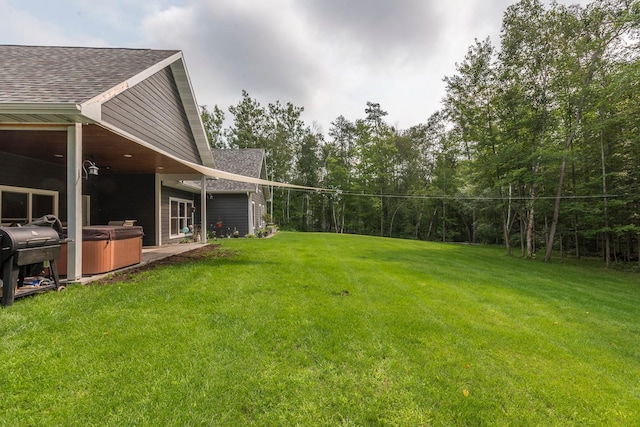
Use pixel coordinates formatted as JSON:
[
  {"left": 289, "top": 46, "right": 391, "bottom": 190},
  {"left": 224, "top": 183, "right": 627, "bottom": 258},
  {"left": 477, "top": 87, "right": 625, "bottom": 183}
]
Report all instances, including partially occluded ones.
[
  {"left": 427, "top": 207, "right": 438, "bottom": 240},
  {"left": 389, "top": 200, "right": 404, "bottom": 238},
  {"left": 301, "top": 194, "right": 306, "bottom": 230},
  {"left": 332, "top": 198, "right": 338, "bottom": 233},
  {"left": 526, "top": 182, "right": 537, "bottom": 258},
  {"left": 472, "top": 205, "right": 477, "bottom": 244},
  {"left": 442, "top": 199, "right": 446, "bottom": 243},
  {"left": 503, "top": 185, "right": 513, "bottom": 256},
  {"left": 544, "top": 53, "right": 599, "bottom": 262},
  {"left": 414, "top": 202, "right": 424, "bottom": 240},
  {"left": 573, "top": 215, "right": 580, "bottom": 259},
  {"left": 625, "top": 231, "right": 632, "bottom": 263},
  {"left": 286, "top": 189, "right": 291, "bottom": 223},
  {"left": 570, "top": 136, "right": 580, "bottom": 260},
  {"left": 601, "top": 127, "right": 611, "bottom": 268},
  {"left": 380, "top": 195, "right": 384, "bottom": 237},
  {"left": 545, "top": 151, "right": 569, "bottom": 262},
  {"left": 520, "top": 215, "right": 526, "bottom": 257}
]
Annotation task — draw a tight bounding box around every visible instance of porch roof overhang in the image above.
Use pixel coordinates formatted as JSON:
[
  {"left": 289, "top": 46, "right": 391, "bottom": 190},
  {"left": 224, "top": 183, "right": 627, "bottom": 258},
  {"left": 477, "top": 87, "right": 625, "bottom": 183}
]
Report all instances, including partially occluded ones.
[
  {"left": 0, "top": 119, "right": 324, "bottom": 192},
  {"left": 0, "top": 103, "right": 322, "bottom": 193},
  {"left": 0, "top": 103, "right": 89, "bottom": 124},
  {"left": 0, "top": 122, "right": 199, "bottom": 178}
]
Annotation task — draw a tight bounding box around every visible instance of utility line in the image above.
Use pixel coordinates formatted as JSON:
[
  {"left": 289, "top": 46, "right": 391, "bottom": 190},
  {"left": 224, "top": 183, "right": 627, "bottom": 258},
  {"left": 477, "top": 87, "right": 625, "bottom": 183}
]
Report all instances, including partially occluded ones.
[{"left": 277, "top": 187, "right": 618, "bottom": 201}]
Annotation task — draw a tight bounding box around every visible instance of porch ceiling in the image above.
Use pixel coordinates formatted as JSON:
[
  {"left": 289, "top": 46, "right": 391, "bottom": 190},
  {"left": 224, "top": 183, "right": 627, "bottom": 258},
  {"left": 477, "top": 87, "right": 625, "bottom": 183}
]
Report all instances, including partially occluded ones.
[{"left": 0, "top": 124, "right": 200, "bottom": 175}]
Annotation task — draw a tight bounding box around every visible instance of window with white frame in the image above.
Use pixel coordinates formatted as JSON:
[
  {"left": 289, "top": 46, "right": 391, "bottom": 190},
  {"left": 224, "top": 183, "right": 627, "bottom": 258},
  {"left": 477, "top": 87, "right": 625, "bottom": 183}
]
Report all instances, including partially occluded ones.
[
  {"left": 252, "top": 201, "right": 256, "bottom": 231},
  {"left": 169, "top": 197, "right": 194, "bottom": 237},
  {"left": 0, "top": 185, "right": 58, "bottom": 226}
]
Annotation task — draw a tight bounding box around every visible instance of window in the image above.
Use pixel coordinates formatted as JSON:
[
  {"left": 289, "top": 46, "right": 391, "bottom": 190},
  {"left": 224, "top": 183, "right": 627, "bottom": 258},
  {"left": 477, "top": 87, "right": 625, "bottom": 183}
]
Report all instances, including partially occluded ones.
[
  {"left": 0, "top": 185, "right": 58, "bottom": 226},
  {"left": 253, "top": 202, "right": 264, "bottom": 230},
  {"left": 251, "top": 201, "right": 256, "bottom": 232},
  {"left": 169, "top": 197, "right": 193, "bottom": 237}
]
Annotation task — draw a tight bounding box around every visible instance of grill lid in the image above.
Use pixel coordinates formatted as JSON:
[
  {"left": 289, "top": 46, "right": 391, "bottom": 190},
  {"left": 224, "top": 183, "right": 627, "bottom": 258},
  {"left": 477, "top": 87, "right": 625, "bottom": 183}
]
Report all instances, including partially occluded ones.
[{"left": 0, "top": 226, "right": 61, "bottom": 262}]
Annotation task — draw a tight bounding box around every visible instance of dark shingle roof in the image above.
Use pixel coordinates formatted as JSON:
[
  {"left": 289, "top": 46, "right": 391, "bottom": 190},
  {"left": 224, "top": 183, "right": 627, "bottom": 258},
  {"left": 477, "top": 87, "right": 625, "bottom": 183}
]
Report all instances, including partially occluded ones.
[
  {"left": 0, "top": 45, "right": 179, "bottom": 103},
  {"left": 207, "top": 149, "right": 265, "bottom": 192}
]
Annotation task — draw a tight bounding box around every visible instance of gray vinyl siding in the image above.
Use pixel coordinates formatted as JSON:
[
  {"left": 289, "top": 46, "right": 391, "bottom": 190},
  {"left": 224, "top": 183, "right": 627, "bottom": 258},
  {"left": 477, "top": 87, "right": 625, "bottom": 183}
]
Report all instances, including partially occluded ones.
[
  {"left": 253, "top": 186, "right": 267, "bottom": 210},
  {"left": 206, "top": 194, "right": 249, "bottom": 237},
  {"left": 102, "top": 67, "right": 201, "bottom": 165},
  {"left": 161, "top": 186, "right": 200, "bottom": 244}
]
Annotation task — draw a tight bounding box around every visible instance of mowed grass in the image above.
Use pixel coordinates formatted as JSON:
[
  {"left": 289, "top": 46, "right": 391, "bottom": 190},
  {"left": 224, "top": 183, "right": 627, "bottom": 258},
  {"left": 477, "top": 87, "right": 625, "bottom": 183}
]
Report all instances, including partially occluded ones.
[{"left": 1, "top": 232, "right": 639, "bottom": 426}]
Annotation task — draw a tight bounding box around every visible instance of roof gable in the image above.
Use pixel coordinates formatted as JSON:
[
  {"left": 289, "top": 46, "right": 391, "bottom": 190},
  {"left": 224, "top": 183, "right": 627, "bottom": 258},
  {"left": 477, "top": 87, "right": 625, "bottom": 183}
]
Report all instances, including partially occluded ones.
[
  {"left": 101, "top": 67, "right": 201, "bottom": 165},
  {"left": 207, "top": 149, "right": 266, "bottom": 192},
  {"left": 0, "top": 44, "right": 214, "bottom": 169}
]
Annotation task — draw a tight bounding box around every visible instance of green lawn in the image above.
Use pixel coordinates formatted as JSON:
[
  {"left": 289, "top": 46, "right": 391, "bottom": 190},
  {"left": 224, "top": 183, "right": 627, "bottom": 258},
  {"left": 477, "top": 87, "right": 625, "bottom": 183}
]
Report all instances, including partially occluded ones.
[{"left": 1, "top": 232, "right": 639, "bottom": 426}]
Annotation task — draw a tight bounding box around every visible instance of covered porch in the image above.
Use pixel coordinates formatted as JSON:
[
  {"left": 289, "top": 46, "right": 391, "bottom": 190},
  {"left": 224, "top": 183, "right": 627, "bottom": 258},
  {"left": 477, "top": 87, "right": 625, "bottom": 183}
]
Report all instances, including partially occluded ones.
[
  {"left": 0, "top": 123, "right": 209, "bottom": 281},
  {"left": 0, "top": 45, "right": 215, "bottom": 284}
]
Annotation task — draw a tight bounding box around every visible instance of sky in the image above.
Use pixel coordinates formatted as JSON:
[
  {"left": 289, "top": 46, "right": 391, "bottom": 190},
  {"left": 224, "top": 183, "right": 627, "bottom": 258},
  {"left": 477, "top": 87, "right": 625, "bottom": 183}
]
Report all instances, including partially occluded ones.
[{"left": 0, "top": 0, "right": 590, "bottom": 135}]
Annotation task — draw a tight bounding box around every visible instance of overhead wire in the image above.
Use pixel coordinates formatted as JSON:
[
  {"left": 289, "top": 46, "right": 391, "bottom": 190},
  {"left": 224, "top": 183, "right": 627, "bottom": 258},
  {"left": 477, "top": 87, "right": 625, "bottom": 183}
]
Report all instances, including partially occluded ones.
[{"left": 270, "top": 186, "right": 618, "bottom": 201}]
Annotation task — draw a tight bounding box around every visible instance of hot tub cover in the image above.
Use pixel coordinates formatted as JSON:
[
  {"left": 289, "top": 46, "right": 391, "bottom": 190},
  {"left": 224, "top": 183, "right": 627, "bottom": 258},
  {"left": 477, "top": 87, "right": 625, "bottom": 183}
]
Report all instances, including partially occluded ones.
[{"left": 63, "top": 226, "right": 144, "bottom": 241}]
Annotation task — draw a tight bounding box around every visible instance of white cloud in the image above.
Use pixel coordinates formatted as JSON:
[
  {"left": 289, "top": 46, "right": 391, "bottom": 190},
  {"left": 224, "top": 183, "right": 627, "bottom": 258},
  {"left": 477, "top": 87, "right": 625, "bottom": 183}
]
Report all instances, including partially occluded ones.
[
  {"left": 139, "top": 0, "right": 455, "bottom": 131},
  {"left": 1, "top": 0, "right": 597, "bottom": 134},
  {"left": 141, "top": 1, "right": 328, "bottom": 124}
]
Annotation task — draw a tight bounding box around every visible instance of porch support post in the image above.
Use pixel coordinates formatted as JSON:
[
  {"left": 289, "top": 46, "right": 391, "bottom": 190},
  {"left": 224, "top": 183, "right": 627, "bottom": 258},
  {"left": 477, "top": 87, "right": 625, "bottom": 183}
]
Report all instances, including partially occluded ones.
[
  {"left": 155, "top": 174, "right": 162, "bottom": 245},
  {"left": 66, "top": 123, "right": 83, "bottom": 280},
  {"left": 200, "top": 176, "right": 207, "bottom": 243},
  {"left": 248, "top": 193, "right": 254, "bottom": 235}
]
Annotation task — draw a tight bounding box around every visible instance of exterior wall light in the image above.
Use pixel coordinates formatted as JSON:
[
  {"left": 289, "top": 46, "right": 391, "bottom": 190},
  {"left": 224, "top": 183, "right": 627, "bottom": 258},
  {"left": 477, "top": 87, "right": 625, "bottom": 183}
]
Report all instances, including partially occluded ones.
[{"left": 83, "top": 160, "right": 99, "bottom": 179}]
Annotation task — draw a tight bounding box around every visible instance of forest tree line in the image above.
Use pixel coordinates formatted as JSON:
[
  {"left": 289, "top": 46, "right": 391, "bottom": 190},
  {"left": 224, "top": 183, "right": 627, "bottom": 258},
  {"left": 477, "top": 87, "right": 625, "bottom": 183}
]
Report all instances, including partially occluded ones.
[{"left": 201, "top": 0, "right": 640, "bottom": 266}]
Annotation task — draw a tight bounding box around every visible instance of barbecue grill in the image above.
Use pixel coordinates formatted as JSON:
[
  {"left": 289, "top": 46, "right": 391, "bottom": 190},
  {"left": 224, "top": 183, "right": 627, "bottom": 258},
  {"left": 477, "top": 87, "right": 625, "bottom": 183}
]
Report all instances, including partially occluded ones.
[{"left": 0, "top": 216, "right": 64, "bottom": 307}]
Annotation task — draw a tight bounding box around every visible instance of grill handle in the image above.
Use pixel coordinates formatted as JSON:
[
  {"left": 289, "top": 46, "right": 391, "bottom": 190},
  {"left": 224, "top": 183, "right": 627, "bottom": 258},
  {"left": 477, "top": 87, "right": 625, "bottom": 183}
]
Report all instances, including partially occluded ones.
[{"left": 26, "top": 238, "right": 55, "bottom": 248}]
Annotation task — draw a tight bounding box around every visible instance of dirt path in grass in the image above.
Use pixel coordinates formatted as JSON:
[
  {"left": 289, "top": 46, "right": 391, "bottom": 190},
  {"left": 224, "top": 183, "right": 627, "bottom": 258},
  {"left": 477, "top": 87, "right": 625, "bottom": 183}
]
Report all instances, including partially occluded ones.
[{"left": 93, "top": 244, "right": 234, "bottom": 286}]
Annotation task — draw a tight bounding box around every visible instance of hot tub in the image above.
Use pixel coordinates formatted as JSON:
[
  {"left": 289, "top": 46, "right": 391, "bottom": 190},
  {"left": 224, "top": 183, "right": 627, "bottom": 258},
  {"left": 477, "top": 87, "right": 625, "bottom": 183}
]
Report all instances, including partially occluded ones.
[{"left": 57, "top": 226, "right": 144, "bottom": 275}]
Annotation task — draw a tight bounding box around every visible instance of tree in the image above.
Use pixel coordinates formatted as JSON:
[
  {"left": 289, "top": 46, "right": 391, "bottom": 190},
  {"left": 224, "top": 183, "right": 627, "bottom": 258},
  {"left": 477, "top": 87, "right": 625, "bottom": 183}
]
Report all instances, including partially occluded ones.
[
  {"left": 498, "top": 0, "right": 563, "bottom": 259},
  {"left": 226, "top": 91, "right": 307, "bottom": 226},
  {"left": 323, "top": 116, "right": 357, "bottom": 232},
  {"left": 544, "top": 0, "right": 640, "bottom": 262},
  {"left": 200, "top": 105, "right": 226, "bottom": 148},
  {"left": 207, "top": 0, "right": 640, "bottom": 268},
  {"left": 443, "top": 38, "right": 504, "bottom": 249},
  {"left": 294, "top": 127, "right": 323, "bottom": 230}
]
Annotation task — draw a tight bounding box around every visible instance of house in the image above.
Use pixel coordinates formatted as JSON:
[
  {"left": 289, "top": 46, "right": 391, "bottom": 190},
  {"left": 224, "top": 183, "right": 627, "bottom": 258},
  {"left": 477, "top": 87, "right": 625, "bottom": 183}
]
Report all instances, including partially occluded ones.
[
  {"left": 0, "top": 45, "right": 213, "bottom": 280},
  {"left": 183, "top": 149, "right": 270, "bottom": 237}
]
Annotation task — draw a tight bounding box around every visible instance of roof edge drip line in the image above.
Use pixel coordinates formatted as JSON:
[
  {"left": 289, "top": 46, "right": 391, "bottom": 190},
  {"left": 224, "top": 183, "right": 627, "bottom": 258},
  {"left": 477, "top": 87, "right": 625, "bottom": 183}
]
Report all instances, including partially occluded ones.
[{"left": 0, "top": 103, "right": 82, "bottom": 115}]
